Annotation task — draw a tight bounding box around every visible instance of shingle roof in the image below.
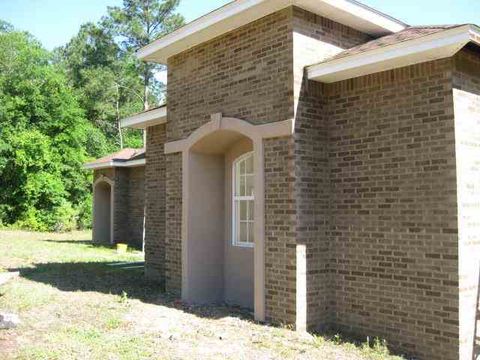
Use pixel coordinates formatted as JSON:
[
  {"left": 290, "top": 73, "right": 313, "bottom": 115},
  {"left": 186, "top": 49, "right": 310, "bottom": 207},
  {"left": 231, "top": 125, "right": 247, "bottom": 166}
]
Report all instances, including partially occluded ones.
[
  {"left": 87, "top": 148, "right": 146, "bottom": 166},
  {"left": 323, "top": 25, "right": 465, "bottom": 63}
]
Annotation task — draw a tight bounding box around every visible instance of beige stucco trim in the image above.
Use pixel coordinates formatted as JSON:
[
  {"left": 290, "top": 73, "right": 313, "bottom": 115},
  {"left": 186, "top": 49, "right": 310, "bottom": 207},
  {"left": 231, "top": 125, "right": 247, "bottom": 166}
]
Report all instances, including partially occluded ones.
[
  {"left": 252, "top": 139, "right": 265, "bottom": 321},
  {"left": 296, "top": 244, "right": 307, "bottom": 332},
  {"left": 172, "top": 114, "right": 294, "bottom": 322},
  {"left": 165, "top": 116, "right": 294, "bottom": 154},
  {"left": 93, "top": 176, "right": 115, "bottom": 245},
  {"left": 181, "top": 150, "right": 190, "bottom": 300},
  {"left": 84, "top": 158, "right": 146, "bottom": 170}
]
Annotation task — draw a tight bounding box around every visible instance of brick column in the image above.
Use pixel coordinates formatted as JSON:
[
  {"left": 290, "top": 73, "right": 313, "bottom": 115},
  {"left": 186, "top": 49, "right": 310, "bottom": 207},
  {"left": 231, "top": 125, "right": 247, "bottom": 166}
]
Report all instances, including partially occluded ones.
[{"left": 144, "top": 124, "right": 166, "bottom": 282}]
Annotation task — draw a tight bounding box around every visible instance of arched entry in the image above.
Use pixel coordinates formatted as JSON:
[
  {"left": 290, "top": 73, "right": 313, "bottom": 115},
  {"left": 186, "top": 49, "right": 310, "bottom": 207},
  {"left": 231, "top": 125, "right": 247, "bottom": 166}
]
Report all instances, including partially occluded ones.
[
  {"left": 184, "top": 130, "right": 255, "bottom": 308},
  {"left": 93, "top": 176, "right": 114, "bottom": 244},
  {"left": 165, "top": 113, "right": 282, "bottom": 322}
]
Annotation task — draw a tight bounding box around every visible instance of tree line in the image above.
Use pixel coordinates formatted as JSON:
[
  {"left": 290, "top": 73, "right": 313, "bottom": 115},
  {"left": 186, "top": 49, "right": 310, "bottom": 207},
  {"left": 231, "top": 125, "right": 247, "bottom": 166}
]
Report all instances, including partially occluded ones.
[{"left": 0, "top": 0, "right": 185, "bottom": 231}]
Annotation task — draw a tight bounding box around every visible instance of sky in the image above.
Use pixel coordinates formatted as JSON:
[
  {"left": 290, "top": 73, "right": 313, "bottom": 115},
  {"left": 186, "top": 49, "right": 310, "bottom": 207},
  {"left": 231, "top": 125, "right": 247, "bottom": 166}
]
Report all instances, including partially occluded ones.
[{"left": 0, "top": 0, "right": 479, "bottom": 50}]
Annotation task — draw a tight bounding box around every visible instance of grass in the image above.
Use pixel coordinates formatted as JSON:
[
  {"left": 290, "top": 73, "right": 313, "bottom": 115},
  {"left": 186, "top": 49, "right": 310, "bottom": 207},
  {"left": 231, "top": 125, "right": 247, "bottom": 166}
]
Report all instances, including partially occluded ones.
[{"left": 0, "top": 230, "right": 406, "bottom": 360}]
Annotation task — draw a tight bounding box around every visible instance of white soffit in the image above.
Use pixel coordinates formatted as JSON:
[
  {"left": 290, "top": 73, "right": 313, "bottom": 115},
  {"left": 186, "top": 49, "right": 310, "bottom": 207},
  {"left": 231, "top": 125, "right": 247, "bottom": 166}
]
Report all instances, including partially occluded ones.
[
  {"left": 84, "top": 159, "right": 146, "bottom": 170},
  {"left": 137, "top": 0, "right": 407, "bottom": 64},
  {"left": 120, "top": 106, "right": 167, "bottom": 129},
  {"left": 308, "top": 25, "right": 480, "bottom": 83}
]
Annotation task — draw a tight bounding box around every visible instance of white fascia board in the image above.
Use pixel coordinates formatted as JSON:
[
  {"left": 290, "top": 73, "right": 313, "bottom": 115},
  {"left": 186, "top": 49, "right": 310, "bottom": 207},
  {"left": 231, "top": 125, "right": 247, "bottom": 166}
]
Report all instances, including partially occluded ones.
[
  {"left": 116, "top": 159, "right": 146, "bottom": 168},
  {"left": 138, "top": 0, "right": 289, "bottom": 63},
  {"left": 84, "top": 159, "right": 146, "bottom": 170},
  {"left": 120, "top": 106, "right": 167, "bottom": 129},
  {"left": 308, "top": 25, "right": 474, "bottom": 83},
  {"left": 469, "top": 25, "right": 480, "bottom": 45},
  {"left": 137, "top": 0, "right": 406, "bottom": 64},
  {"left": 299, "top": 0, "right": 405, "bottom": 35}
]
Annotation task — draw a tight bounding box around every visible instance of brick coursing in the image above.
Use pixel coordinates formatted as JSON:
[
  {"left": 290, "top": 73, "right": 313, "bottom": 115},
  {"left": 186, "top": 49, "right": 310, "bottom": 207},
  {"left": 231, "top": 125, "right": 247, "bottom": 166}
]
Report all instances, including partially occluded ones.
[
  {"left": 144, "top": 125, "right": 166, "bottom": 281},
  {"left": 163, "top": 6, "right": 373, "bottom": 325},
  {"left": 264, "top": 136, "right": 297, "bottom": 325},
  {"left": 165, "top": 7, "right": 296, "bottom": 312},
  {"left": 294, "top": 79, "right": 332, "bottom": 330},
  {"left": 324, "top": 58, "right": 459, "bottom": 359},
  {"left": 452, "top": 47, "right": 480, "bottom": 360},
  {"left": 93, "top": 166, "right": 145, "bottom": 249},
  {"left": 165, "top": 152, "right": 182, "bottom": 293},
  {"left": 167, "top": 8, "right": 294, "bottom": 143},
  {"left": 126, "top": 167, "right": 145, "bottom": 249},
  {"left": 291, "top": 7, "right": 371, "bottom": 330},
  {"left": 113, "top": 168, "right": 129, "bottom": 244},
  {"left": 142, "top": 5, "right": 480, "bottom": 360}
]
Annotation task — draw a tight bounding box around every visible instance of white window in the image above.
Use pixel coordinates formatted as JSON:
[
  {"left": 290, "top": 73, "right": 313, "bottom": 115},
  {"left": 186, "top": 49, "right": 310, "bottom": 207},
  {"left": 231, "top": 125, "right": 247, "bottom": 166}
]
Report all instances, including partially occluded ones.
[{"left": 232, "top": 152, "right": 254, "bottom": 247}]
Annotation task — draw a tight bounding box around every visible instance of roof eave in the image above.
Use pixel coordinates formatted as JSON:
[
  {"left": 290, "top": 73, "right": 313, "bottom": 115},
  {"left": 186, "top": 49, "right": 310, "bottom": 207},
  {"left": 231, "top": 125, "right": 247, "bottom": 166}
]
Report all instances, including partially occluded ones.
[
  {"left": 307, "top": 25, "right": 476, "bottom": 83},
  {"left": 84, "top": 159, "right": 146, "bottom": 170},
  {"left": 137, "top": 0, "right": 407, "bottom": 64},
  {"left": 120, "top": 106, "right": 167, "bottom": 129}
]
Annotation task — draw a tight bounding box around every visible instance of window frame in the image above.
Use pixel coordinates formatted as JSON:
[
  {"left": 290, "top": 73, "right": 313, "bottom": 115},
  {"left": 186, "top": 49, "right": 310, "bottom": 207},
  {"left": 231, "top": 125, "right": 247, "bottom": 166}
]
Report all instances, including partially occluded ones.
[{"left": 232, "top": 151, "right": 255, "bottom": 248}]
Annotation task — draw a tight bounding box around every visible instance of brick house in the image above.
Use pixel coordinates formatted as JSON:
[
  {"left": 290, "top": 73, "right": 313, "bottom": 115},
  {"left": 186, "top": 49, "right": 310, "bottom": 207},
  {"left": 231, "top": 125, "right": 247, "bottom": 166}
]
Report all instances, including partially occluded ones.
[
  {"left": 85, "top": 147, "right": 146, "bottom": 248},
  {"left": 85, "top": 1, "right": 480, "bottom": 359}
]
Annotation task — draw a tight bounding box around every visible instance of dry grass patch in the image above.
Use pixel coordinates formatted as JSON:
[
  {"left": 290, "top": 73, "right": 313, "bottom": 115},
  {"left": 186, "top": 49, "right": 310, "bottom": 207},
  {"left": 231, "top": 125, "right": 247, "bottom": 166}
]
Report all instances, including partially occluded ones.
[{"left": 0, "top": 230, "right": 406, "bottom": 360}]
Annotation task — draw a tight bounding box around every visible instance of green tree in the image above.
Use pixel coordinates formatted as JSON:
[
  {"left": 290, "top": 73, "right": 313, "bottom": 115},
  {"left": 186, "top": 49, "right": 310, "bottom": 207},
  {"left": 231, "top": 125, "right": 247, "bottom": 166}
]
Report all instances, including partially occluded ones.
[
  {"left": 0, "top": 20, "right": 13, "bottom": 33},
  {"left": 0, "top": 29, "right": 107, "bottom": 230},
  {"left": 105, "top": 0, "right": 185, "bottom": 109},
  {"left": 55, "top": 23, "right": 145, "bottom": 149}
]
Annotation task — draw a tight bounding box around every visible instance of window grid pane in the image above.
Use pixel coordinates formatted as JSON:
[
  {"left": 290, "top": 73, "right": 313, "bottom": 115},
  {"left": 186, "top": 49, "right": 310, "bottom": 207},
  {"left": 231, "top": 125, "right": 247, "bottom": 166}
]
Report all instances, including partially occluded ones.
[{"left": 233, "top": 153, "right": 255, "bottom": 247}]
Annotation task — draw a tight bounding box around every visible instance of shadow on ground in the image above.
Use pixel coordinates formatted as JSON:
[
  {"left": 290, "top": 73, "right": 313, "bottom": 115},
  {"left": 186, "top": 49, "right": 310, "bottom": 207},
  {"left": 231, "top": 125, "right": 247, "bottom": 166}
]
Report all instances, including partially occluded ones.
[
  {"left": 43, "top": 238, "right": 144, "bottom": 251},
  {"left": 9, "top": 260, "right": 253, "bottom": 322},
  {"left": 43, "top": 239, "right": 94, "bottom": 245}
]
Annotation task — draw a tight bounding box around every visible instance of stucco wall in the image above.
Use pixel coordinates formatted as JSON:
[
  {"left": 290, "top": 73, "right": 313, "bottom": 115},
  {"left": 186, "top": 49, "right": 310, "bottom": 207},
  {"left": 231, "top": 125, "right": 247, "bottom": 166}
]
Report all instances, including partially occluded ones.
[
  {"left": 224, "top": 138, "right": 254, "bottom": 309},
  {"left": 93, "top": 169, "right": 115, "bottom": 245},
  {"left": 184, "top": 152, "right": 225, "bottom": 303},
  {"left": 324, "top": 58, "right": 459, "bottom": 359}
]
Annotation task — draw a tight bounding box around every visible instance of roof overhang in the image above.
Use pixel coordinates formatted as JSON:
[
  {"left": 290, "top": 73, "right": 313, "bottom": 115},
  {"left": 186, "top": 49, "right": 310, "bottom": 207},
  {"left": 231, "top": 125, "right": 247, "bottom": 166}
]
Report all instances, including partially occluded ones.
[
  {"left": 120, "top": 106, "right": 167, "bottom": 129},
  {"left": 84, "top": 159, "right": 146, "bottom": 170},
  {"left": 308, "top": 25, "right": 480, "bottom": 83},
  {"left": 137, "top": 0, "right": 407, "bottom": 64}
]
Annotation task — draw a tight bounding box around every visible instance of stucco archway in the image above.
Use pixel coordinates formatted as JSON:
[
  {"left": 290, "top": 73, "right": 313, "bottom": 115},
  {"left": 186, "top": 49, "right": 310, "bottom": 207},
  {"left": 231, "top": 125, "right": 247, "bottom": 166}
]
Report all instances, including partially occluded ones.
[
  {"left": 165, "top": 114, "right": 282, "bottom": 321},
  {"left": 165, "top": 114, "right": 293, "bottom": 322},
  {"left": 93, "top": 176, "right": 114, "bottom": 245}
]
